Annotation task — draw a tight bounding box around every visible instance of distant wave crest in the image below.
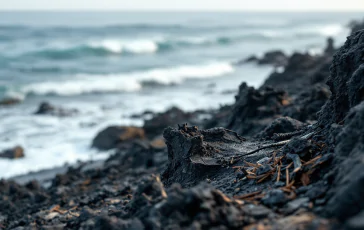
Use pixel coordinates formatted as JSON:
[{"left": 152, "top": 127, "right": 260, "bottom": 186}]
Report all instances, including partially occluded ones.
[
  {"left": 19, "top": 62, "right": 234, "bottom": 96},
  {"left": 7, "top": 23, "right": 347, "bottom": 60},
  {"left": 18, "top": 33, "right": 287, "bottom": 59}
]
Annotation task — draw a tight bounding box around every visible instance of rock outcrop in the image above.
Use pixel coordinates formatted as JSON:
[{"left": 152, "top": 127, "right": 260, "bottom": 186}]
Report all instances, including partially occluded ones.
[
  {"left": 92, "top": 126, "right": 145, "bottom": 151},
  {"left": 225, "top": 83, "right": 289, "bottom": 137},
  {"left": 34, "top": 102, "right": 78, "bottom": 117}
]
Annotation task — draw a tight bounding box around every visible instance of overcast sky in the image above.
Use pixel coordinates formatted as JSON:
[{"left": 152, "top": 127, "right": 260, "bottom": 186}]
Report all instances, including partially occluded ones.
[{"left": 0, "top": 0, "right": 363, "bottom": 11}]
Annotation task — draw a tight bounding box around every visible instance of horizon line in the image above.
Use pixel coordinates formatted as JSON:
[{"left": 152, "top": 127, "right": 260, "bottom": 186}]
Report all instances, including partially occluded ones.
[{"left": 1, "top": 9, "right": 364, "bottom": 13}]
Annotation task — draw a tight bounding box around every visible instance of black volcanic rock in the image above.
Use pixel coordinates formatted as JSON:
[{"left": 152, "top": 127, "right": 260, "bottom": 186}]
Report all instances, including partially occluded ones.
[
  {"left": 258, "top": 116, "right": 305, "bottom": 139},
  {"left": 225, "top": 83, "right": 289, "bottom": 136},
  {"left": 92, "top": 126, "right": 145, "bottom": 151},
  {"left": 325, "top": 101, "right": 364, "bottom": 221},
  {"left": 258, "top": 50, "right": 287, "bottom": 66},
  {"left": 236, "top": 50, "right": 287, "bottom": 67},
  {"left": 318, "top": 30, "right": 364, "bottom": 127},
  {"left": 282, "top": 83, "right": 331, "bottom": 122},
  {"left": 262, "top": 51, "right": 332, "bottom": 94},
  {"left": 34, "top": 102, "right": 78, "bottom": 116},
  {"left": 143, "top": 107, "right": 206, "bottom": 139}
]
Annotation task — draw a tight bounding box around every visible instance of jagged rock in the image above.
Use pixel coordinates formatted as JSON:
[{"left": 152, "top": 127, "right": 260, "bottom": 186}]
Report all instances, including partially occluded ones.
[
  {"left": 280, "top": 137, "right": 313, "bottom": 159},
  {"left": 0, "top": 146, "right": 25, "bottom": 159},
  {"left": 261, "top": 189, "right": 289, "bottom": 208},
  {"left": 258, "top": 50, "right": 287, "bottom": 66},
  {"left": 139, "top": 184, "right": 251, "bottom": 229},
  {"left": 319, "top": 30, "right": 364, "bottom": 127},
  {"left": 105, "top": 141, "right": 166, "bottom": 169},
  {"left": 325, "top": 102, "right": 364, "bottom": 221},
  {"left": 143, "top": 107, "right": 201, "bottom": 139},
  {"left": 262, "top": 52, "right": 331, "bottom": 94},
  {"left": 127, "top": 176, "right": 167, "bottom": 217},
  {"left": 258, "top": 117, "right": 305, "bottom": 139},
  {"left": 244, "top": 55, "right": 259, "bottom": 63},
  {"left": 226, "top": 83, "right": 289, "bottom": 136},
  {"left": 34, "top": 102, "right": 78, "bottom": 116},
  {"left": 162, "top": 126, "right": 258, "bottom": 187},
  {"left": 92, "top": 126, "right": 145, "bottom": 151},
  {"left": 282, "top": 84, "right": 331, "bottom": 122},
  {"left": 236, "top": 50, "right": 287, "bottom": 67}
]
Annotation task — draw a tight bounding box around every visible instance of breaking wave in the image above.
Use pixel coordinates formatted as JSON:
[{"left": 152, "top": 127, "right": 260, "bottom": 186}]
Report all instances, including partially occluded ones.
[{"left": 19, "top": 62, "right": 235, "bottom": 96}]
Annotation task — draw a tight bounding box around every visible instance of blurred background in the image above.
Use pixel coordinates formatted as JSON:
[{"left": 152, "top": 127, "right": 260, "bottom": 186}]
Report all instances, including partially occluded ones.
[{"left": 0, "top": 1, "right": 363, "bottom": 178}]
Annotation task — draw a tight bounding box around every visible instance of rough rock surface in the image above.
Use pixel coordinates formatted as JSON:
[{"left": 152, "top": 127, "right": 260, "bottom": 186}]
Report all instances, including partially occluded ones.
[
  {"left": 320, "top": 31, "right": 364, "bottom": 222},
  {"left": 319, "top": 30, "right": 364, "bottom": 127},
  {"left": 143, "top": 107, "right": 206, "bottom": 139},
  {"left": 92, "top": 126, "right": 145, "bottom": 151},
  {"left": 282, "top": 83, "right": 331, "bottom": 122},
  {"left": 225, "top": 83, "right": 289, "bottom": 137},
  {"left": 258, "top": 117, "right": 305, "bottom": 139},
  {"left": 325, "top": 102, "right": 364, "bottom": 221},
  {"left": 261, "top": 46, "right": 333, "bottom": 95},
  {"left": 162, "top": 125, "right": 256, "bottom": 187}
]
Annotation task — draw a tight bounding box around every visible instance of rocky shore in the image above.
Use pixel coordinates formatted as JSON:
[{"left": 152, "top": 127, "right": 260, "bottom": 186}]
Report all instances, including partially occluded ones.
[{"left": 1, "top": 23, "right": 364, "bottom": 230}]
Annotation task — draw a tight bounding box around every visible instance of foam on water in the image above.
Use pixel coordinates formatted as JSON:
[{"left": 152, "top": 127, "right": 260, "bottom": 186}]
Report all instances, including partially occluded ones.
[
  {"left": 88, "top": 39, "right": 159, "bottom": 54},
  {"left": 20, "top": 62, "right": 235, "bottom": 96}
]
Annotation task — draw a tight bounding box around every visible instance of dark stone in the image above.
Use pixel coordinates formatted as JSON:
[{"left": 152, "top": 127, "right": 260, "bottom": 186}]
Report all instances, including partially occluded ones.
[
  {"left": 261, "top": 51, "right": 332, "bottom": 94},
  {"left": 256, "top": 165, "right": 273, "bottom": 176},
  {"left": 143, "top": 107, "right": 193, "bottom": 139},
  {"left": 325, "top": 102, "right": 364, "bottom": 220},
  {"left": 273, "top": 181, "right": 286, "bottom": 188},
  {"left": 162, "top": 126, "right": 252, "bottom": 187},
  {"left": 243, "top": 205, "right": 272, "bottom": 219},
  {"left": 305, "top": 184, "right": 327, "bottom": 200},
  {"left": 34, "top": 102, "right": 78, "bottom": 116},
  {"left": 258, "top": 50, "right": 287, "bottom": 66},
  {"left": 91, "top": 126, "right": 145, "bottom": 151},
  {"left": 283, "top": 197, "right": 310, "bottom": 214},
  {"left": 318, "top": 30, "right": 364, "bottom": 127},
  {"left": 282, "top": 84, "right": 331, "bottom": 122},
  {"left": 261, "top": 189, "right": 289, "bottom": 208},
  {"left": 258, "top": 117, "right": 304, "bottom": 139},
  {"left": 225, "top": 82, "right": 289, "bottom": 136},
  {"left": 139, "top": 184, "right": 245, "bottom": 229},
  {"left": 0, "top": 146, "right": 25, "bottom": 159},
  {"left": 281, "top": 137, "right": 312, "bottom": 159}
]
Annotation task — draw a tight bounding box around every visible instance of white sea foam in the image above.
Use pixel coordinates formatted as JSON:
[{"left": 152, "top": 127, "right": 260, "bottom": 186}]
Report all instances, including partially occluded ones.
[
  {"left": 88, "top": 39, "right": 159, "bottom": 54},
  {"left": 318, "top": 24, "right": 345, "bottom": 36},
  {"left": 21, "top": 62, "right": 235, "bottom": 96}
]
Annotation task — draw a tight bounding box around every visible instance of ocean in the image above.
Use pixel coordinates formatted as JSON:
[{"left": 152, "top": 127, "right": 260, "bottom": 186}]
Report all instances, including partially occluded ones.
[{"left": 0, "top": 11, "right": 362, "bottom": 178}]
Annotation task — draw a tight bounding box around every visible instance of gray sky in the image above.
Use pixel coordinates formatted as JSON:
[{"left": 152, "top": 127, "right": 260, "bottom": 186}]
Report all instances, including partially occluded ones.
[{"left": 0, "top": 0, "right": 364, "bottom": 11}]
